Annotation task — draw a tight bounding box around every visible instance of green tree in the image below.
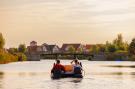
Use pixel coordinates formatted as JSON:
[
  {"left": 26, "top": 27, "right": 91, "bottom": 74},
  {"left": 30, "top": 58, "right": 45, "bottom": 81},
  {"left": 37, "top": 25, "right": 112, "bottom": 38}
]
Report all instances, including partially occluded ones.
[
  {"left": 8, "top": 48, "right": 18, "bottom": 54},
  {"left": 113, "top": 34, "right": 128, "bottom": 51},
  {"left": 90, "top": 45, "right": 99, "bottom": 53},
  {"left": 107, "top": 44, "right": 117, "bottom": 53},
  {"left": 129, "top": 38, "right": 135, "bottom": 55},
  {"left": 68, "top": 45, "right": 76, "bottom": 53},
  {"left": 18, "top": 44, "right": 26, "bottom": 53},
  {"left": 0, "top": 33, "right": 5, "bottom": 49},
  {"left": 99, "top": 45, "right": 106, "bottom": 53}
]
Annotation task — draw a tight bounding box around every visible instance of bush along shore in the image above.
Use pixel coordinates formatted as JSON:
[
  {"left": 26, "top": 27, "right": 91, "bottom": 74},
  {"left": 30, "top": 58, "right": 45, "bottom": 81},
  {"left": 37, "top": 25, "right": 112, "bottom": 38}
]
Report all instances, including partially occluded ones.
[
  {"left": 0, "top": 33, "right": 27, "bottom": 64},
  {"left": 0, "top": 50, "right": 27, "bottom": 64}
]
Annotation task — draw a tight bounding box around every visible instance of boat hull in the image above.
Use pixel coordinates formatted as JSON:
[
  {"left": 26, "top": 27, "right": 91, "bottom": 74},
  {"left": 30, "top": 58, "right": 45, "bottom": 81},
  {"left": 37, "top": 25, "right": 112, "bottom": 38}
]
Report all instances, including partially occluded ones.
[{"left": 51, "top": 73, "right": 83, "bottom": 79}]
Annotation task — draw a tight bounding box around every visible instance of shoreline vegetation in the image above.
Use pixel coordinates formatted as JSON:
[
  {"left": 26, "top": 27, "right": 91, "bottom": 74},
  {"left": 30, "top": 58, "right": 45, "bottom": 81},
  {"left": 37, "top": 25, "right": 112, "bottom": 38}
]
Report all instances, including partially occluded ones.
[
  {"left": 0, "top": 33, "right": 27, "bottom": 64},
  {"left": 1, "top": 32, "right": 135, "bottom": 64}
]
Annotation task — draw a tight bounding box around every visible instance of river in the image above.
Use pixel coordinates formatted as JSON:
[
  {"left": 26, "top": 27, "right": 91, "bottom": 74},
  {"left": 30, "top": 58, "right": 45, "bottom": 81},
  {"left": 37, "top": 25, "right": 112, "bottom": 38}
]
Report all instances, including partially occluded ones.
[{"left": 0, "top": 60, "right": 135, "bottom": 89}]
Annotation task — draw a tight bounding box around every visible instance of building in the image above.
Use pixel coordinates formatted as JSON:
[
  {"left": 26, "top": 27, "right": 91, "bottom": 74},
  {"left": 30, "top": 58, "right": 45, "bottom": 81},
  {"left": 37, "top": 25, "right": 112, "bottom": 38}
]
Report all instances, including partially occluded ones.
[
  {"left": 61, "top": 44, "right": 85, "bottom": 53},
  {"left": 27, "top": 41, "right": 60, "bottom": 54},
  {"left": 42, "top": 43, "right": 60, "bottom": 53},
  {"left": 27, "top": 41, "right": 42, "bottom": 54}
]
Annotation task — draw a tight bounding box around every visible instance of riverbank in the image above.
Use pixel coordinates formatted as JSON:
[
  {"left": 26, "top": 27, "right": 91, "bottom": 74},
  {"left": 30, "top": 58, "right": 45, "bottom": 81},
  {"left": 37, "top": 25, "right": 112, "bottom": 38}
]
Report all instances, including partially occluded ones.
[{"left": 0, "top": 50, "right": 27, "bottom": 64}]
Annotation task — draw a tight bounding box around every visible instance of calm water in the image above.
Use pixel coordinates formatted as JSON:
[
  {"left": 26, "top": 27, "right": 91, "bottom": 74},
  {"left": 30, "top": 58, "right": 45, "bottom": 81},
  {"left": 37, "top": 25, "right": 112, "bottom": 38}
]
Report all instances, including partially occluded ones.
[{"left": 0, "top": 60, "right": 135, "bottom": 89}]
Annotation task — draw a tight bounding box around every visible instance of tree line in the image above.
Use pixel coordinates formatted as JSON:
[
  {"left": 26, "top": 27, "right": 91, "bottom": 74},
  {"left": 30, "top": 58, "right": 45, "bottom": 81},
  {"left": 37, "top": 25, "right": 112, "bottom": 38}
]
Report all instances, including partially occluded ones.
[{"left": 1, "top": 32, "right": 135, "bottom": 63}]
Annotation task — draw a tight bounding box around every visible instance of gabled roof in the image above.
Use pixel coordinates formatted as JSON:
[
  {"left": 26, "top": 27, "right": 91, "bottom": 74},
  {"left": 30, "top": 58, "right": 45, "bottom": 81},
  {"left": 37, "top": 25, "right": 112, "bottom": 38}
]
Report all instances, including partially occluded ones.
[
  {"left": 30, "top": 41, "right": 37, "bottom": 44},
  {"left": 61, "top": 44, "right": 82, "bottom": 51},
  {"left": 42, "top": 44, "right": 59, "bottom": 51}
]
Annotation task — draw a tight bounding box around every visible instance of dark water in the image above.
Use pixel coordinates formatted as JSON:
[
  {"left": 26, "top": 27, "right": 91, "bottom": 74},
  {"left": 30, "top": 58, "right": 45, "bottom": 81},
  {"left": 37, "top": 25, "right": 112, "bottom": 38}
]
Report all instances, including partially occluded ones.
[{"left": 0, "top": 60, "right": 135, "bottom": 89}]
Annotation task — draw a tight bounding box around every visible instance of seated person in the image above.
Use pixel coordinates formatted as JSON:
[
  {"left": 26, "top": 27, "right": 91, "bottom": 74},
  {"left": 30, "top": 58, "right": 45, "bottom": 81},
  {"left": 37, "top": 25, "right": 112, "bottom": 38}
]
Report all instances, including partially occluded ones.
[
  {"left": 71, "top": 59, "right": 82, "bottom": 74},
  {"left": 51, "top": 60, "right": 65, "bottom": 74}
]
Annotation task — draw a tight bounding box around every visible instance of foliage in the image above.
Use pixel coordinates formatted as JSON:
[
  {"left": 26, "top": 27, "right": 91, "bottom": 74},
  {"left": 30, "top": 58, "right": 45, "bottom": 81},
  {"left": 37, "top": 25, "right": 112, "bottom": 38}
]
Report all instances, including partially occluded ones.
[
  {"left": 0, "top": 51, "right": 18, "bottom": 64},
  {"left": 67, "top": 45, "right": 76, "bottom": 53},
  {"left": 107, "top": 44, "right": 117, "bottom": 53},
  {"left": 106, "top": 52, "right": 128, "bottom": 61},
  {"left": 0, "top": 50, "right": 27, "bottom": 64},
  {"left": 105, "top": 34, "right": 128, "bottom": 53},
  {"left": 90, "top": 45, "right": 99, "bottom": 53},
  {"left": 98, "top": 45, "right": 106, "bottom": 53},
  {"left": 129, "top": 55, "right": 135, "bottom": 61},
  {"left": 129, "top": 38, "right": 135, "bottom": 55},
  {"left": 16, "top": 53, "right": 27, "bottom": 61},
  {"left": 0, "top": 33, "right": 5, "bottom": 49},
  {"left": 8, "top": 48, "right": 18, "bottom": 54},
  {"left": 0, "top": 33, "right": 27, "bottom": 64},
  {"left": 18, "top": 44, "right": 26, "bottom": 53}
]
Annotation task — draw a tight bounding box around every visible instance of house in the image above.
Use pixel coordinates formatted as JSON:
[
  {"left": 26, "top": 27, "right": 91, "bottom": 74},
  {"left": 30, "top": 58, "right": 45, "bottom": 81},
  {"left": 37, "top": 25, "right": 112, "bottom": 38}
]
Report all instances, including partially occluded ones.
[
  {"left": 27, "top": 41, "right": 60, "bottom": 54},
  {"left": 61, "top": 44, "right": 85, "bottom": 53},
  {"left": 30, "top": 41, "right": 37, "bottom": 46},
  {"left": 42, "top": 43, "right": 60, "bottom": 53},
  {"left": 27, "top": 41, "right": 42, "bottom": 54},
  {"left": 85, "top": 44, "right": 94, "bottom": 53}
]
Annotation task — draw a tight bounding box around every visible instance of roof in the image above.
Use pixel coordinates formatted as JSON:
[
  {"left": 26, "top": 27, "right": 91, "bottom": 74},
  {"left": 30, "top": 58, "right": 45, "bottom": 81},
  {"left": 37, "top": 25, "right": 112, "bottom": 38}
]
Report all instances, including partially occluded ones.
[
  {"left": 85, "top": 45, "right": 93, "bottom": 49},
  {"left": 30, "top": 41, "right": 37, "bottom": 44},
  {"left": 61, "top": 44, "right": 81, "bottom": 51},
  {"left": 42, "top": 44, "right": 59, "bottom": 51},
  {"left": 27, "top": 45, "right": 42, "bottom": 52}
]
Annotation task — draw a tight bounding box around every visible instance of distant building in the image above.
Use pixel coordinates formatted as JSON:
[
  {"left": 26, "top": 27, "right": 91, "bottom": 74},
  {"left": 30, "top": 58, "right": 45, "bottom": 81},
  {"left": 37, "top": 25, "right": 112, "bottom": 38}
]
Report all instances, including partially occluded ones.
[
  {"left": 30, "top": 41, "right": 37, "bottom": 46},
  {"left": 27, "top": 41, "right": 60, "bottom": 54},
  {"left": 61, "top": 44, "right": 85, "bottom": 53},
  {"left": 85, "top": 44, "right": 94, "bottom": 53},
  {"left": 27, "top": 41, "right": 42, "bottom": 54},
  {"left": 42, "top": 43, "right": 60, "bottom": 53}
]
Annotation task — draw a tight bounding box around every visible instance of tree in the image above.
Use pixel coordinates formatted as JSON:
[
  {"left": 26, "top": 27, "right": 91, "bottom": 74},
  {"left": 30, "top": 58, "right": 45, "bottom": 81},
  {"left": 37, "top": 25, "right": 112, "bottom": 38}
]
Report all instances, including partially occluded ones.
[
  {"left": 99, "top": 45, "right": 106, "bottom": 53},
  {"left": 68, "top": 45, "right": 76, "bottom": 53},
  {"left": 107, "top": 44, "right": 117, "bottom": 53},
  {"left": 8, "top": 48, "right": 18, "bottom": 54},
  {"left": 90, "top": 45, "right": 99, "bottom": 53},
  {"left": 0, "top": 33, "right": 5, "bottom": 49},
  {"left": 113, "top": 34, "right": 128, "bottom": 51},
  {"left": 129, "top": 38, "right": 135, "bottom": 55},
  {"left": 18, "top": 44, "right": 26, "bottom": 53}
]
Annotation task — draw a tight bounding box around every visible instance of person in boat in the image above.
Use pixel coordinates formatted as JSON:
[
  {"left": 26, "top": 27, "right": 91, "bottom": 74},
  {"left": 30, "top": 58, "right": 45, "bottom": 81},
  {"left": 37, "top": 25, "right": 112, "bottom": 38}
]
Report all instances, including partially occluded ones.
[
  {"left": 51, "top": 59, "right": 65, "bottom": 74},
  {"left": 71, "top": 59, "right": 82, "bottom": 74}
]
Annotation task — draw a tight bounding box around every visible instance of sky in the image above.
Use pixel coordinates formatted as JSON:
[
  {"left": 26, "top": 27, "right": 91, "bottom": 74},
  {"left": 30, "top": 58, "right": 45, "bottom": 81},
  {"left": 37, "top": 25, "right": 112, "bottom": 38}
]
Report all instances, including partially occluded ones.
[{"left": 0, "top": 0, "right": 135, "bottom": 48}]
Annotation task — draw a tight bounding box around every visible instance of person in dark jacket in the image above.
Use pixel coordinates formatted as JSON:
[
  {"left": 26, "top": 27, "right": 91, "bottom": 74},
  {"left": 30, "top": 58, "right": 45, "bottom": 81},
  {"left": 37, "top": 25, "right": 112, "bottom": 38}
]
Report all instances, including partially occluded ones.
[{"left": 51, "top": 60, "right": 65, "bottom": 73}]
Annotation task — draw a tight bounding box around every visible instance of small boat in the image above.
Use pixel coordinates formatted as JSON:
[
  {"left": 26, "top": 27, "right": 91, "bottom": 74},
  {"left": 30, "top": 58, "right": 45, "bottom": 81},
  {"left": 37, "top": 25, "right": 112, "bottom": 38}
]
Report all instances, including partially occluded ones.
[{"left": 51, "top": 65, "right": 83, "bottom": 79}]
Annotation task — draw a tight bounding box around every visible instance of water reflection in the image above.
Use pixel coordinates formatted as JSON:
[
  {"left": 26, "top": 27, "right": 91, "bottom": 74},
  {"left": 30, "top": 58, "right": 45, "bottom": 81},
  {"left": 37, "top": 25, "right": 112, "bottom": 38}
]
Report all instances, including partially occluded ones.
[
  {"left": 69, "top": 78, "right": 82, "bottom": 83},
  {"left": 103, "top": 65, "right": 135, "bottom": 68},
  {"left": 0, "top": 72, "right": 4, "bottom": 89},
  {"left": 1, "top": 61, "right": 135, "bottom": 89}
]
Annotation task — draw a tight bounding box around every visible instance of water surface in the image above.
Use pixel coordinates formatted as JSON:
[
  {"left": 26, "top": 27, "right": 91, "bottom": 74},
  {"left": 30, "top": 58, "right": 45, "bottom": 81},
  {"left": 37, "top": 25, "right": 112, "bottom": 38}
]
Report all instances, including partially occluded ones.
[{"left": 0, "top": 60, "right": 135, "bottom": 89}]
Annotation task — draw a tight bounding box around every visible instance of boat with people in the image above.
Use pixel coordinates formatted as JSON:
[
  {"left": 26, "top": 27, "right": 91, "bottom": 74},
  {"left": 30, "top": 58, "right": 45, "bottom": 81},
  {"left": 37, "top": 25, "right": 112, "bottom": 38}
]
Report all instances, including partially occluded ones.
[{"left": 51, "top": 59, "right": 84, "bottom": 79}]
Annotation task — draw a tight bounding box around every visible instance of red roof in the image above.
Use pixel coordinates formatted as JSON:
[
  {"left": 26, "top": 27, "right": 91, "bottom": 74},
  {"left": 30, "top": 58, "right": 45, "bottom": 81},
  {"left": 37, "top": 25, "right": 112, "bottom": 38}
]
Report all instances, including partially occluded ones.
[{"left": 85, "top": 44, "right": 94, "bottom": 49}]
